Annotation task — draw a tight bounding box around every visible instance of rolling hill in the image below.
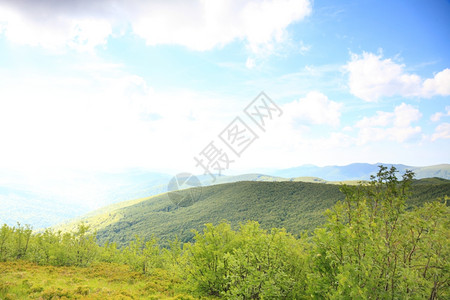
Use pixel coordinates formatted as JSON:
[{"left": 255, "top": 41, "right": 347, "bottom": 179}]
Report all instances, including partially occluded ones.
[
  {"left": 3, "top": 163, "right": 449, "bottom": 228},
  {"left": 55, "top": 178, "right": 450, "bottom": 247}
]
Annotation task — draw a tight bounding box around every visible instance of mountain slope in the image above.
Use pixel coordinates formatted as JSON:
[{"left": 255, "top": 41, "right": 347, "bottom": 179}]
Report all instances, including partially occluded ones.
[
  {"left": 56, "top": 179, "right": 450, "bottom": 247},
  {"left": 3, "top": 163, "right": 449, "bottom": 228}
]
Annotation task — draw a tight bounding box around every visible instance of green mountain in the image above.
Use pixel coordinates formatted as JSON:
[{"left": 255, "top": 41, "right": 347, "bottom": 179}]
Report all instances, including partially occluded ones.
[
  {"left": 3, "top": 164, "right": 449, "bottom": 229},
  {"left": 55, "top": 178, "right": 450, "bottom": 247}
]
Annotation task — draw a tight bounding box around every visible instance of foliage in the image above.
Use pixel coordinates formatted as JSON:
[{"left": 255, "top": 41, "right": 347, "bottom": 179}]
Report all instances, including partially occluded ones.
[
  {"left": 308, "top": 166, "right": 449, "bottom": 299},
  {"left": 122, "top": 235, "right": 164, "bottom": 274},
  {"left": 0, "top": 223, "right": 100, "bottom": 267},
  {"left": 185, "top": 221, "right": 309, "bottom": 298}
]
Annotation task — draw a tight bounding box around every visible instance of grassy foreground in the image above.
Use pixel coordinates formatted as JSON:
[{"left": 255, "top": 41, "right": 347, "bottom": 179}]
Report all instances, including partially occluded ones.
[{"left": 0, "top": 261, "right": 206, "bottom": 300}]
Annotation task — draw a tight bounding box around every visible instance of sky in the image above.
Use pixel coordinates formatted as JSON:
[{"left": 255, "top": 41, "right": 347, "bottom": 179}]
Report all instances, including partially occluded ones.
[{"left": 0, "top": 0, "right": 449, "bottom": 178}]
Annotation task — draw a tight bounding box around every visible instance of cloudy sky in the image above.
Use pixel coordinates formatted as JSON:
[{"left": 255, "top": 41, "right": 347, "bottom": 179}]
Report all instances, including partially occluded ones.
[{"left": 0, "top": 0, "right": 449, "bottom": 176}]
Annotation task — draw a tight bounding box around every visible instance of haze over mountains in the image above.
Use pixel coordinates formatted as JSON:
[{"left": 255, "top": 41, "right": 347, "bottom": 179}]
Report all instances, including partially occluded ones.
[
  {"left": 1, "top": 163, "right": 449, "bottom": 228},
  {"left": 273, "top": 163, "right": 450, "bottom": 181},
  {"left": 0, "top": 169, "right": 171, "bottom": 228}
]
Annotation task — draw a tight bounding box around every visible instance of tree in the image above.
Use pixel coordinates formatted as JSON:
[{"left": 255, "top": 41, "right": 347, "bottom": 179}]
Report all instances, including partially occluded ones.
[
  {"left": 223, "top": 222, "right": 308, "bottom": 299},
  {"left": 123, "top": 235, "right": 162, "bottom": 274},
  {"left": 71, "top": 223, "right": 99, "bottom": 266},
  {"left": 185, "top": 222, "right": 237, "bottom": 296},
  {"left": 0, "top": 224, "right": 12, "bottom": 261},
  {"left": 185, "top": 221, "right": 309, "bottom": 298},
  {"left": 13, "top": 223, "right": 32, "bottom": 260},
  {"left": 308, "top": 166, "right": 449, "bottom": 299}
]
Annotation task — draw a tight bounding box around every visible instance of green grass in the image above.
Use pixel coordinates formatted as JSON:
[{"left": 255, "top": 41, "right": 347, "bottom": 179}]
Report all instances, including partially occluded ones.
[{"left": 0, "top": 261, "right": 208, "bottom": 299}]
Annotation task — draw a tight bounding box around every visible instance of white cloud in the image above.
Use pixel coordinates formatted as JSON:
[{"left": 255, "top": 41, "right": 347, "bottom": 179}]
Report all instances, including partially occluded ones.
[
  {"left": 386, "top": 126, "right": 422, "bottom": 143},
  {"left": 430, "top": 106, "right": 450, "bottom": 122},
  {"left": 299, "top": 41, "right": 311, "bottom": 54},
  {"left": 431, "top": 123, "right": 450, "bottom": 141},
  {"left": 0, "top": 3, "right": 112, "bottom": 52},
  {"left": 132, "top": 0, "right": 312, "bottom": 53},
  {"left": 283, "top": 91, "right": 343, "bottom": 126},
  {"left": 245, "top": 57, "right": 256, "bottom": 69},
  {"left": 356, "top": 111, "right": 394, "bottom": 128},
  {"left": 67, "top": 19, "right": 112, "bottom": 52},
  {"left": 0, "top": 64, "right": 243, "bottom": 172},
  {"left": 230, "top": 91, "right": 346, "bottom": 171},
  {"left": 345, "top": 52, "right": 450, "bottom": 102},
  {"left": 431, "top": 112, "right": 444, "bottom": 122},
  {"left": 355, "top": 103, "right": 422, "bottom": 144},
  {"left": 0, "top": 0, "right": 311, "bottom": 53},
  {"left": 393, "top": 102, "right": 422, "bottom": 127},
  {"left": 308, "top": 131, "right": 354, "bottom": 149},
  {"left": 423, "top": 69, "right": 450, "bottom": 97}
]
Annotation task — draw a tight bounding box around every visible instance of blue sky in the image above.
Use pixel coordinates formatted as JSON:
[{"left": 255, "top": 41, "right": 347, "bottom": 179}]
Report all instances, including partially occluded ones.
[{"left": 0, "top": 0, "right": 449, "bottom": 176}]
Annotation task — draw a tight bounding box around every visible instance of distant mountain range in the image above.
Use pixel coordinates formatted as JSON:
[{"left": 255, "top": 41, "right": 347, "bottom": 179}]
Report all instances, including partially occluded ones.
[
  {"left": 1, "top": 163, "right": 449, "bottom": 228},
  {"left": 272, "top": 163, "right": 450, "bottom": 181}
]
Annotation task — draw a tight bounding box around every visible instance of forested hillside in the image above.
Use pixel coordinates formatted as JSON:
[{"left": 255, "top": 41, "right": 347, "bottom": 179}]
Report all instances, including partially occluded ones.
[
  {"left": 55, "top": 177, "right": 450, "bottom": 247},
  {"left": 3, "top": 164, "right": 449, "bottom": 230}
]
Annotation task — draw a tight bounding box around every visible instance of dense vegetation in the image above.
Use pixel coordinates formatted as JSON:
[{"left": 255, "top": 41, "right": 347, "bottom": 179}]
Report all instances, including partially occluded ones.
[
  {"left": 1, "top": 167, "right": 449, "bottom": 299},
  {"left": 56, "top": 177, "right": 450, "bottom": 248},
  {"left": 98, "top": 181, "right": 345, "bottom": 247}
]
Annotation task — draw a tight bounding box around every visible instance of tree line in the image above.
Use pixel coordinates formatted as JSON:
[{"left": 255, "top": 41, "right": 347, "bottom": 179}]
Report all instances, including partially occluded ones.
[{"left": 1, "top": 166, "right": 448, "bottom": 299}]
